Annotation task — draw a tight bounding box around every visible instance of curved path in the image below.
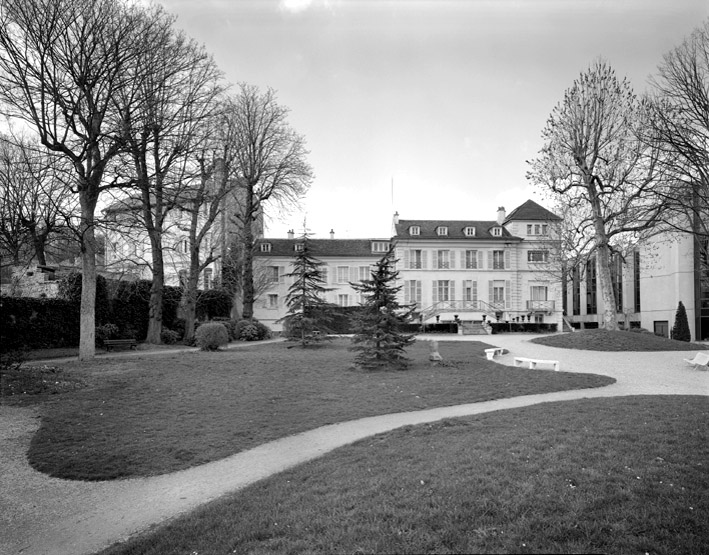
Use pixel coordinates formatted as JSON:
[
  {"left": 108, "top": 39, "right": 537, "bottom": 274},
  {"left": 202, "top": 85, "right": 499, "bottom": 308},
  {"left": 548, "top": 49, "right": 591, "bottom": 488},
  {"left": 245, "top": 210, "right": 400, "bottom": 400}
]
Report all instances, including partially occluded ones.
[{"left": 1, "top": 334, "right": 707, "bottom": 555}]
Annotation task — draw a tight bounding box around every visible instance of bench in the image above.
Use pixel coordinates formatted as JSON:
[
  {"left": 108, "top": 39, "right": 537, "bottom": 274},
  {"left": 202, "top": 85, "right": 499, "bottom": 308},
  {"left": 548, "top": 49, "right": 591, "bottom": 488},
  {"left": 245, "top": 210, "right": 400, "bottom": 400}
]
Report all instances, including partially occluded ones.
[
  {"left": 484, "top": 348, "right": 504, "bottom": 360},
  {"left": 514, "top": 356, "right": 559, "bottom": 371},
  {"left": 104, "top": 339, "right": 137, "bottom": 352},
  {"left": 684, "top": 352, "right": 709, "bottom": 369}
]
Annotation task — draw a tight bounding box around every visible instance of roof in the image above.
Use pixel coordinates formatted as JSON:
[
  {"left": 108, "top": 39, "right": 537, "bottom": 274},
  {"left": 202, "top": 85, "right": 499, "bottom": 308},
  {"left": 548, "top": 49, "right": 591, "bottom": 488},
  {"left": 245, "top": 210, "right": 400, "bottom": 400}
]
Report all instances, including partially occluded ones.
[
  {"left": 254, "top": 238, "right": 389, "bottom": 258},
  {"left": 393, "top": 220, "right": 518, "bottom": 241},
  {"left": 504, "top": 199, "right": 561, "bottom": 223}
]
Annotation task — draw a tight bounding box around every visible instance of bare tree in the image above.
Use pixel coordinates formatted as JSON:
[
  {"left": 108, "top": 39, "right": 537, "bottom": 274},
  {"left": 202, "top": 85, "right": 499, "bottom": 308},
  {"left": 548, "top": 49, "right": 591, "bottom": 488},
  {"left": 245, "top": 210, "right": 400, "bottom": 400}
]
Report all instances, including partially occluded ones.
[
  {"left": 118, "top": 14, "right": 224, "bottom": 343},
  {"left": 0, "top": 0, "right": 156, "bottom": 359},
  {"left": 229, "top": 84, "right": 313, "bottom": 319},
  {"left": 527, "top": 60, "right": 668, "bottom": 330},
  {"left": 650, "top": 20, "right": 709, "bottom": 261}
]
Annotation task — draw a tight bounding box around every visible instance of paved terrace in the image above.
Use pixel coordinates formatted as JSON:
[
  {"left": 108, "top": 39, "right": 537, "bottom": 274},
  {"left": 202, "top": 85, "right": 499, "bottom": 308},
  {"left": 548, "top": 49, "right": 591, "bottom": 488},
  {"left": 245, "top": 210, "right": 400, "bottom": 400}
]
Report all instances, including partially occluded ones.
[{"left": 1, "top": 334, "right": 707, "bottom": 555}]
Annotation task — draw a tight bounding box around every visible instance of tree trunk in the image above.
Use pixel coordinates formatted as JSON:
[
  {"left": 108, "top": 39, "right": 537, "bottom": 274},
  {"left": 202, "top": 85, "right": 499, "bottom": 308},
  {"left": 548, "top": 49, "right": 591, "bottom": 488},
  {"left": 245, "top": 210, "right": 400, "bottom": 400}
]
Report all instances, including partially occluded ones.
[
  {"left": 241, "top": 188, "right": 256, "bottom": 319},
  {"left": 78, "top": 194, "right": 97, "bottom": 361},
  {"left": 145, "top": 230, "right": 164, "bottom": 344},
  {"left": 595, "top": 242, "right": 618, "bottom": 330},
  {"left": 182, "top": 257, "right": 201, "bottom": 344}
]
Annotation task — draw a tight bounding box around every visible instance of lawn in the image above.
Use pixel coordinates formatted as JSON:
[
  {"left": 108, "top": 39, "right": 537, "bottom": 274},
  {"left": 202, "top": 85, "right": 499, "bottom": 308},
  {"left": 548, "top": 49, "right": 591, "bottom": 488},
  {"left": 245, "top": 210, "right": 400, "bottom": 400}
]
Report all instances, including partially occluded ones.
[
  {"left": 23, "top": 338, "right": 614, "bottom": 480},
  {"left": 101, "top": 395, "right": 709, "bottom": 555},
  {"left": 531, "top": 329, "right": 707, "bottom": 351}
]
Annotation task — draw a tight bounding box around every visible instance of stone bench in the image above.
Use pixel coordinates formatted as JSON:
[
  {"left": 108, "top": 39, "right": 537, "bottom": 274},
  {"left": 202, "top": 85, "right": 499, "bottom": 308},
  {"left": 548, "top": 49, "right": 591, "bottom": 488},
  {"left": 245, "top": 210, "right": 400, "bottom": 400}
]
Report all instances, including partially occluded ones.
[
  {"left": 484, "top": 348, "right": 504, "bottom": 360},
  {"left": 514, "top": 356, "right": 559, "bottom": 371},
  {"left": 104, "top": 339, "right": 137, "bottom": 352}
]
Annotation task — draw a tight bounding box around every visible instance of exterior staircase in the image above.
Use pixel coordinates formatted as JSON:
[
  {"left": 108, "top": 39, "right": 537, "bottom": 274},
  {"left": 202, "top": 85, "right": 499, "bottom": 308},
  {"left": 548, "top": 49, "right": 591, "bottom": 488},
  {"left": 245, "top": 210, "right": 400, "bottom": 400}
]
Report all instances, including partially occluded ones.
[{"left": 460, "top": 321, "right": 490, "bottom": 335}]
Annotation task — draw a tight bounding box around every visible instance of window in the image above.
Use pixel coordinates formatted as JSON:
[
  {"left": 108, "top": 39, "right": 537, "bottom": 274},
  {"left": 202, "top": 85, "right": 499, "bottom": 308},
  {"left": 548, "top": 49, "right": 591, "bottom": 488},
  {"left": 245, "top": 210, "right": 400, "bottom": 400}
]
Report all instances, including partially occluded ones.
[
  {"left": 179, "top": 238, "right": 189, "bottom": 254},
  {"left": 465, "top": 250, "right": 480, "bottom": 269},
  {"left": 267, "top": 266, "right": 280, "bottom": 283},
  {"left": 464, "top": 226, "right": 476, "bottom": 236},
  {"left": 491, "top": 227, "right": 503, "bottom": 237},
  {"left": 436, "top": 250, "right": 450, "bottom": 269},
  {"left": 359, "top": 266, "right": 370, "bottom": 280},
  {"left": 338, "top": 294, "right": 349, "bottom": 307},
  {"left": 436, "top": 226, "right": 448, "bottom": 236},
  {"left": 611, "top": 254, "right": 623, "bottom": 312},
  {"left": 433, "top": 280, "right": 453, "bottom": 302},
  {"left": 633, "top": 251, "right": 641, "bottom": 313},
  {"left": 463, "top": 280, "right": 477, "bottom": 302},
  {"left": 407, "top": 249, "right": 424, "bottom": 269},
  {"left": 527, "top": 250, "right": 549, "bottom": 263},
  {"left": 372, "top": 241, "right": 390, "bottom": 253},
  {"left": 530, "top": 285, "right": 548, "bottom": 301},
  {"left": 337, "top": 266, "right": 349, "bottom": 283},
  {"left": 409, "top": 226, "right": 420, "bottom": 236},
  {"left": 268, "top": 294, "right": 278, "bottom": 309},
  {"left": 405, "top": 280, "right": 422, "bottom": 307},
  {"left": 492, "top": 280, "right": 505, "bottom": 303},
  {"left": 203, "top": 268, "right": 213, "bottom": 290},
  {"left": 260, "top": 243, "right": 272, "bottom": 252},
  {"left": 572, "top": 266, "right": 581, "bottom": 316},
  {"left": 492, "top": 250, "right": 505, "bottom": 270},
  {"left": 586, "top": 259, "right": 597, "bottom": 315},
  {"left": 527, "top": 224, "right": 548, "bottom": 236},
  {"left": 178, "top": 270, "right": 188, "bottom": 288},
  {"left": 294, "top": 243, "right": 304, "bottom": 252}
]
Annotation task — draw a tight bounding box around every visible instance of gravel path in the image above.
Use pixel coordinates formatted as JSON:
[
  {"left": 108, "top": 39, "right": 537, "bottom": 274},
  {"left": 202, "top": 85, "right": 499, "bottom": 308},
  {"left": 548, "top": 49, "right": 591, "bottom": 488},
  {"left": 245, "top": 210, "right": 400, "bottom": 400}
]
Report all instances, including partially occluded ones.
[{"left": 1, "top": 334, "right": 707, "bottom": 555}]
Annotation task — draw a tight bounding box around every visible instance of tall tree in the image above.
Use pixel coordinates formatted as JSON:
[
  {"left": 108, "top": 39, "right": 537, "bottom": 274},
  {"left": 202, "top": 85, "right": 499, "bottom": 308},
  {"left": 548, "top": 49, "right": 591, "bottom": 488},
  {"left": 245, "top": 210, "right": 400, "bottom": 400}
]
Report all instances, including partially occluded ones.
[
  {"left": 527, "top": 60, "right": 667, "bottom": 330},
  {"left": 119, "top": 14, "right": 223, "bottom": 343},
  {"left": 650, "top": 20, "right": 709, "bottom": 259},
  {"left": 0, "top": 0, "right": 155, "bottom": 359},
  {"left": 281, "top": 229, "right": 333, "bottom": 347},
  {"left": 350, "top": 246, "right": 415, "bottom": 370},
  {"left": 230, "top": 83, "right": 313, "bottom": 319}
]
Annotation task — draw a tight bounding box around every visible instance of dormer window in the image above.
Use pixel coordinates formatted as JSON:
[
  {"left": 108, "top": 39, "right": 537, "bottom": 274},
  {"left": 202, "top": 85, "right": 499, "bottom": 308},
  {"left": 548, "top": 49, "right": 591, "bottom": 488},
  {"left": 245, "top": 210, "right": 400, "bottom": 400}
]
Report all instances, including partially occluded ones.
[
  {"left": 372, "top": 241, "right": 390, "bottom": 253},
  {"left": 464, "top": 226, "right": 476, "bottom": 237},
  {"left": 260, "top": 243, "right": 272, "bottom": 252},
  {"left": 436, "top": 226, "right": 448, "bottom": 236},
  {"left": 491, "top": 227, "right": 503, "bottom": 237},
  {"left": 294, "top": 243, "right": 304, "bottom": 252},
  {"left": 409, "top": 226, "right": 420, "bottom": 236}
]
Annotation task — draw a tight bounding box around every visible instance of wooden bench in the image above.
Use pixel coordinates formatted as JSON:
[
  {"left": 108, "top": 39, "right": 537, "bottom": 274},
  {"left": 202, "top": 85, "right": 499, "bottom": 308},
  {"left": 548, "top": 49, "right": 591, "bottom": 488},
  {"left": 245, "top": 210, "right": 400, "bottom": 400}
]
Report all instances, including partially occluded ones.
[
  {"left": 514, "top": 356, "right": 559, "bottom": 371},
  {"left": 104, "top": 339, "right": 137, "bottom": 352},
  {"left": 684, "top": 352, "right": 709, "bottom": 369},
  {"left": 484, "top": 347, "right": 504, "bottom": 360}
]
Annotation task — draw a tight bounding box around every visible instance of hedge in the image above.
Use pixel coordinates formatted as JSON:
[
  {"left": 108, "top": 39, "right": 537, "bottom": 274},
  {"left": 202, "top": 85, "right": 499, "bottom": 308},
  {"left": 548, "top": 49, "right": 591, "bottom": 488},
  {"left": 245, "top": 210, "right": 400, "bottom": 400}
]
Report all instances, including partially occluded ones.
[{"left": 0, "top": 296, "right": 81, "bottom": 350}]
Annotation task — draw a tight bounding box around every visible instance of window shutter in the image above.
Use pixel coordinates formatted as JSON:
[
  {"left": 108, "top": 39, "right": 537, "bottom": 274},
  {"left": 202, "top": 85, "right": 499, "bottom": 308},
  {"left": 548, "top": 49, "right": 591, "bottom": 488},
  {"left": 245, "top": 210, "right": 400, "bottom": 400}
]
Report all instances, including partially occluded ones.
[
  {"left": 404, "top": 282, "right": 410, "bottom": 304},
  {"left": 473, "top": 280, "right": 478, "bottom": 302},
  {"left": 505, "top": 250, "right": 511, "bottom": 269},
  {"left": 488, "top": 280, "right": 493, "bottom": 302},
  {"left": 350, "top": 267, "right": 358, "bottom": 282},
  {"left": 395, "top": 248, "right": 403, "bottom": 270},
  {"left": 433, "top": 250, "right": 439, "bottom": 269},
  {"left": 488, "top": 251, "right": 493, "bottom": 269},
  {"left": 432, "top": 281, "right": 438, "bottom": 303},
  {"left": 421, "top": 250, "right": 428, "bottom": 269},
  {"left": 404, "top": 249, "right": 410, "bottom": 269},
  {"left": 416, "top": 280, "right": 421, "bottom": 303},
  {"left": 449, "top": 251, "right": 455, "bottom": 269},
  {"left": 478, "top": 251, "right": 484, "bottom": 269},
  {"left": 450, "top": 280, "right": 455, "bottom": 300},
  {"left": 278, "top": 266, "right": 285, "bottom": 284},
  {"left": 505, "top": 280, "right": 511, "bottom": 308}
]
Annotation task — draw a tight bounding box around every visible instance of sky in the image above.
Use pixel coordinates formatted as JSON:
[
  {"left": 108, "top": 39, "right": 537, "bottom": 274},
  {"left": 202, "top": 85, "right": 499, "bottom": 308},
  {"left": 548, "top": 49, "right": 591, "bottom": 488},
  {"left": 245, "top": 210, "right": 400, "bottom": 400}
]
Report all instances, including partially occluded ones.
[{"left": 156, "top": 0, "right": 708, "bottom": 239}]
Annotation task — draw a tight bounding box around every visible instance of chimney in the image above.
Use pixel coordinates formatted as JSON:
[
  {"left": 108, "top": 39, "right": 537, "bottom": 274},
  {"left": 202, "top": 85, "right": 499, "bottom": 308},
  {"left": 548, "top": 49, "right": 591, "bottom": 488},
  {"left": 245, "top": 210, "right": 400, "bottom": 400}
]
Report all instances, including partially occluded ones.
[
  {"left": 287, "top": 229, "right": 294, "bottom": 240},
  {"left": 393, "top": 211, "right": 399, "bottom": 225},
  {"left": 330, "top": 229, "right": 335, "bottom": 239},
  {"left": 496, "top": 206, "right": 506, "bottom": 225}
]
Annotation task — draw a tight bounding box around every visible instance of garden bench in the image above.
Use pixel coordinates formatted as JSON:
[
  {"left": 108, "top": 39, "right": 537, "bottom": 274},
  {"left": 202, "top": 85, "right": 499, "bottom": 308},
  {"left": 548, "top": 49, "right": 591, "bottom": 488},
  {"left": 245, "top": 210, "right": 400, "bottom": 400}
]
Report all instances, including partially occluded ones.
[
  {"left": 484, "top": 347, "right": 504, "bottom": 360},
  {"left": 514, "top": 356, "right": 559, "bottom": 371},
  {"left": 104, "top": 339, "right": 137, "bottom": 352},
  {"left": 684, "top": 352, "right": 709, "bottom": 369}
]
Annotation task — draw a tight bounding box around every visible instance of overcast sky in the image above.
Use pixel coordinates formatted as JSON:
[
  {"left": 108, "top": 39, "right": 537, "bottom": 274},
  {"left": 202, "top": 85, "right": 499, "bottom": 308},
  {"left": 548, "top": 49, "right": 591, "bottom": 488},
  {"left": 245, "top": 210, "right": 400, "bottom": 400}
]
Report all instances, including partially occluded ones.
[{"left": 156, "top": 0, "right": 707, "bottom": 239}]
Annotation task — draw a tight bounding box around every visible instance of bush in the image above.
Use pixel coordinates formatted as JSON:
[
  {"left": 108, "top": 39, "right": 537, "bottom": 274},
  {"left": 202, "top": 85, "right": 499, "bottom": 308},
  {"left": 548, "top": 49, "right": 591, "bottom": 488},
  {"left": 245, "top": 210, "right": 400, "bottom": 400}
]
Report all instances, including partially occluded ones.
[
  {"left": 671, "top": 301, "right": 691, "bottom": 342},
  {"left": 234, "top": 318, "right": 271, "bottom": 341},
  {"left": 95, "top": 323, "right": 119, "bottom": 346},
  {"left": 58, "top": 271, "right": 112, "bottom": 325},
  {"left": 196, "top": 289, "right": 233, "bottom": 320},
  {"left": 211, "top": 317, "right": 238, "bottom": 341},
  {"left": 160, "top": 328, "right": 181, "bottom": 345},
  {"left": 0, "top": 296, "right": 81, "bottom": 351},
  {"left": 195, "top": 322, "right": 229, "bottom": 351}
]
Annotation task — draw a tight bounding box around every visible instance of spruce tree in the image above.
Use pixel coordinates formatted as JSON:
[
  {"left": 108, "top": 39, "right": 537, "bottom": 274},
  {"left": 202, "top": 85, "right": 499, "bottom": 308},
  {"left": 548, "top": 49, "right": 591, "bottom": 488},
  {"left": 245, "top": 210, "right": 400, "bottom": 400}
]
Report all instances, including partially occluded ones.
[
  {"left": 671, "top": 301, "right": 691, "bottom": 342},
  {"left": 350, "top": 246, "right": 415, "bottom": 369},
  {"left": 280, "top": 230, "right": 334, "bottom": 347}
]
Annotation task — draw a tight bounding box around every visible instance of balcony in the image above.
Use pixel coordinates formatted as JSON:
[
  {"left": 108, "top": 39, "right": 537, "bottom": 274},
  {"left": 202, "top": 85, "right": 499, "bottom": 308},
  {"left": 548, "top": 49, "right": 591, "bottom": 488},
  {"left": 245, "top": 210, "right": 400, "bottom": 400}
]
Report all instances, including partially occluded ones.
[{"left": 526, "top": 300, "right": 556, "bottom": 312}]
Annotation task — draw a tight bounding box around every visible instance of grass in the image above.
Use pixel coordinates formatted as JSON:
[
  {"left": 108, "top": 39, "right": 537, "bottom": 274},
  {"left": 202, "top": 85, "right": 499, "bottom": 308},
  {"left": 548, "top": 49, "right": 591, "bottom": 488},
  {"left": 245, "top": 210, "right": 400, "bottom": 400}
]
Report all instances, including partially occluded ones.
[
  {"left": 25, "top": 339, "right": 614, "bottom": 481},
  {"left": 0, "top": 363, "right": 85, "bottom": 404},
  {"left": 531, "top": 329, "right": 707, "bottom": 351},
  {"left": 101, "top": 395, "right": 709, "bottom": 555}
]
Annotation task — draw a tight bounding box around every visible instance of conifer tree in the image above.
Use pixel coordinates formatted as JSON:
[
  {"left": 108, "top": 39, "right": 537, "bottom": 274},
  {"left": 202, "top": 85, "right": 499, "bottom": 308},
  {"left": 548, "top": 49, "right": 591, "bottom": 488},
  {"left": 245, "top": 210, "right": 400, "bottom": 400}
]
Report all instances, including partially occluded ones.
[
  {"left": 671, "top": 301, "right": 691, "bottom": 342},
  {"left": 350, "top": 246, "right": 415, "bottom": 369},
  {"left": 280, "top": 230, "right": 333, "bottom": 347}
]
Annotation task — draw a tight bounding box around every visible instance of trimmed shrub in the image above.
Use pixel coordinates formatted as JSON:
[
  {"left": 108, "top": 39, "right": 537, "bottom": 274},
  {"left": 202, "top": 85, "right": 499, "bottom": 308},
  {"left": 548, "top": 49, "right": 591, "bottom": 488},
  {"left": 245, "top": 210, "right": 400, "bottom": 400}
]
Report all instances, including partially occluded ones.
[
  {"left": 195, "top": 322, "right": 229, "bottom": 351},
  {"left": 235, "top": 318, "right": 271, "bottom": 341},
  {"left": 671, "top": 301, "right": 691, "bottom": 342},
  {"left": 160, "top": 328, "right": 181, "bottom": 345}
]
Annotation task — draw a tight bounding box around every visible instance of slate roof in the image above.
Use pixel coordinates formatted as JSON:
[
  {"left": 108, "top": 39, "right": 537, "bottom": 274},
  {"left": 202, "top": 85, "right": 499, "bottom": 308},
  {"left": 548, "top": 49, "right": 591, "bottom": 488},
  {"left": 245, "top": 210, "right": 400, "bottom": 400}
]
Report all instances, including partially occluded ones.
[
  {"left": 504, "top": 199, "right": 561, "bottom": 222},
  {"left": 393, "top": 220, "right": 519, "bottom": 241},
  {"left": 254, "top": 238, "right": 387, "bottom": 258}
]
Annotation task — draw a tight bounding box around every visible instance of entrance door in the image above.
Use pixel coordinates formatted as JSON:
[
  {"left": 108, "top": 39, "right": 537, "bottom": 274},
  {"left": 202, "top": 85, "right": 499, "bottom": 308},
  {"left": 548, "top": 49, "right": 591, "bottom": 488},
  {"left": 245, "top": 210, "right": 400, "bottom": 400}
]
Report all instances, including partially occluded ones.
[{"left": 654, "top": 320, "right": 669, "bottom": 338}]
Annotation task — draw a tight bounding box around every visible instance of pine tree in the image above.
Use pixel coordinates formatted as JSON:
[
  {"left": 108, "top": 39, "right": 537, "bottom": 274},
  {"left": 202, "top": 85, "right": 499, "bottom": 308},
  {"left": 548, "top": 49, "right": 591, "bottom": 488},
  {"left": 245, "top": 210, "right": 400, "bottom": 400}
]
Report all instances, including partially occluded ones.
[
  {"left": 280, "top": 230, "right": 334, "bottom": 347},
  {"left": 671, "top": 301, "right": 691, "bottom": 342},
  {"left": 350, "top": 246, "right": 416, "bottom": 369}
]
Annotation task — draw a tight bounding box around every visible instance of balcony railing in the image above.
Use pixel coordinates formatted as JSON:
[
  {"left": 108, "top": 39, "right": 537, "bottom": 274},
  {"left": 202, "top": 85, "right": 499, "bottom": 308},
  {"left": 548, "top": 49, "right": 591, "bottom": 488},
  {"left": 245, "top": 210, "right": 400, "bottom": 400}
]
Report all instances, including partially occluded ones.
[{"left": 526, "top": 300, "right": 556, "bottom": 312}]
